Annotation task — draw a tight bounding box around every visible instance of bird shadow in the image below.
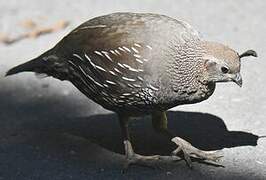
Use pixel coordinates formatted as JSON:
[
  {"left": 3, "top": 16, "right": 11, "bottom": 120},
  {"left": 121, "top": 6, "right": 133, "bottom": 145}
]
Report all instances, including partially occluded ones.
[
  {"left": 0, "top": 79, "right": 262, "bottom": 180},
  {"left": 47, "top": 111, "right": 259, "bottom": 156},
  {"left": 0, "top": 79, "right": 259, "bottom": 156}
]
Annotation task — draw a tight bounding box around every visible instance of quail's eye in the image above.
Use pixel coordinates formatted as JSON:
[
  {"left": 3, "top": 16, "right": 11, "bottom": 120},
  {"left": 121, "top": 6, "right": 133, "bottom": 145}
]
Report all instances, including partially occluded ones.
[{"left": 221, "top": 66, "right": 229, "bottom": 74}]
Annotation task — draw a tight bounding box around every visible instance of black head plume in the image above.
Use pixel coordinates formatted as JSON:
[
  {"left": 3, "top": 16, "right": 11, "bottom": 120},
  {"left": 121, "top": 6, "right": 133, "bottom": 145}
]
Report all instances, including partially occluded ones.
[{"left": 239, "top": 50, "right": 258, "bottom": 59}]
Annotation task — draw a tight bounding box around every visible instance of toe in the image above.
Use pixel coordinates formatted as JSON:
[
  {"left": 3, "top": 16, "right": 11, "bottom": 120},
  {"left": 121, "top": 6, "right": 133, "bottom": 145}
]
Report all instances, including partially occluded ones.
[
  {"left": 171, "top": 136, "right": 224, "bottom": 167},
  {"left": 183, "top": 151, "right": 193, "bottom": 168}
]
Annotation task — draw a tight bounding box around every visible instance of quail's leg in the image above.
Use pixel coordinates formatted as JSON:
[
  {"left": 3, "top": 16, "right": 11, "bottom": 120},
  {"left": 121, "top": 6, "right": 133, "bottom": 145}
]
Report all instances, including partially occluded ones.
[
  {"left": 152, "top": 111, "right": 223, "bottom": 167},
  {"left": 118, "top": 114, "right": 181, "bottom": 169}
]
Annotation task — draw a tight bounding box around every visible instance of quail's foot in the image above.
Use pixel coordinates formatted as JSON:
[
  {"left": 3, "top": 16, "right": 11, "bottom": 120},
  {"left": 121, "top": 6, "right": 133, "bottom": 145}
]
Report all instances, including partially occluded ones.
[
  {"left": 123, "top": 140, "right": 181, "bottom": 170},
  {"left": 171, "top": 137, "right": 223, "bottom": 168}
]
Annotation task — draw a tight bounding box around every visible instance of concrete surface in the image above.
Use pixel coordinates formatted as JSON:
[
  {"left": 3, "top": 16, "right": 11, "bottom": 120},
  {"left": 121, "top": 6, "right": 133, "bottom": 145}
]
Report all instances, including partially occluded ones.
[{"left": 0, "top": 0, "right": 266, "bottom": 179}]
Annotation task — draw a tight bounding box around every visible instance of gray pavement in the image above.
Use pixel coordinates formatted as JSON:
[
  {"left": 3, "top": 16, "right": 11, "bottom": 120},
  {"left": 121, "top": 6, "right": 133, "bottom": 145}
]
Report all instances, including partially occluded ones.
[{"left": 0, "top": 0, "right": 266, "bottom": 179}]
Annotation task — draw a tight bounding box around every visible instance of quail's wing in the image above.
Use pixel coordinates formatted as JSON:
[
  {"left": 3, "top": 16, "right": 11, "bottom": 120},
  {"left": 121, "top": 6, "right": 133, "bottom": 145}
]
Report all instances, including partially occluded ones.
[
  {"left": 56, "top": 14, "right": 159, "bottom": 94},
  {"left": 63, "top": 35, "right": 154, "bottom": 108},
  {"left": 53, "top": 13, "right": 201, "bottom": 107}
]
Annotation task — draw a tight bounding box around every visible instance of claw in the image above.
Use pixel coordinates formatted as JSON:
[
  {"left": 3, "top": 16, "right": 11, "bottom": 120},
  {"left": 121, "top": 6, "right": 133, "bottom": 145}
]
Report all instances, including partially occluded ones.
[
  {"left": 123, "top": 140, "right": 182, "bottom": 170},
  {"left": 171, "top": 137, "right": 223, "bottom": 167},
  {"left": 171, "top": 146, "right": 182, "bottom": 155},
  {"left": 122, "top": 138, "right": 223, "bottom": 171},
  {"left": 183, "top": 151, "right": 193, "bottom": 168}
]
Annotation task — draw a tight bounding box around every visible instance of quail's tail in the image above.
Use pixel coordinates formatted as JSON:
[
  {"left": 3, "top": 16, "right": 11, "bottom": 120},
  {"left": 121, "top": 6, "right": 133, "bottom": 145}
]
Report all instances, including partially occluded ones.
[{"left": 5, "top": 57, "right": 45, "bottom": 76}]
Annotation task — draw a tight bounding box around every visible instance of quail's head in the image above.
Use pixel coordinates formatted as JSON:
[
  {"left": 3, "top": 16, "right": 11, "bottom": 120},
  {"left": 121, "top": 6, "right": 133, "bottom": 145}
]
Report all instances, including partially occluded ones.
[{"left": 202, "top": 41, "right": 257, "bottom": 87}]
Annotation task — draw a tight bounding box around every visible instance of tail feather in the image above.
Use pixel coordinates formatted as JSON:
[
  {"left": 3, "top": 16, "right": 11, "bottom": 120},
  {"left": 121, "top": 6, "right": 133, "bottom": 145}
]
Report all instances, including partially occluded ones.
[{"left": 5, "top": 57, "right": 44, "bottom": 76}]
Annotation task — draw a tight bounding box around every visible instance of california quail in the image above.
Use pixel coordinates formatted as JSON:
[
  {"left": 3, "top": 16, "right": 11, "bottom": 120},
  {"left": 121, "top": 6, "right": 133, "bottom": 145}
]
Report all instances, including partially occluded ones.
[{"left": 6, "top": 12, "right": 257, "bottom": 168}]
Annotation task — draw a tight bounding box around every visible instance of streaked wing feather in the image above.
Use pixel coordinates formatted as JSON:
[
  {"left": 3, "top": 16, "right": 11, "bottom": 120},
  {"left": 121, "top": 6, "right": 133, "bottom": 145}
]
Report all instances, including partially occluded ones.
[{"left": 53, "top": 13, "right": 201, "bottom": 110}]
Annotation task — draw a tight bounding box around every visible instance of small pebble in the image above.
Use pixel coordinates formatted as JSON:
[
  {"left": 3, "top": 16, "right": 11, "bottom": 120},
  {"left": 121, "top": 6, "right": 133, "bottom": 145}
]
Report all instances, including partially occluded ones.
[
  {"left": 166, "top": 171, "right": 172, "bottom": 176},
  {"left": 70, "top": 150, "right": 76, "bottom": 155}
]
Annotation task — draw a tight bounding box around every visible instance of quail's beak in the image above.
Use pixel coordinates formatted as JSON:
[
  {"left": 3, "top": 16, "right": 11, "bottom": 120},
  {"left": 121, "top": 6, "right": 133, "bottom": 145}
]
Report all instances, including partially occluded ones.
[{"left": 232, "top": 73, "right": 242, "bottom": 87}]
